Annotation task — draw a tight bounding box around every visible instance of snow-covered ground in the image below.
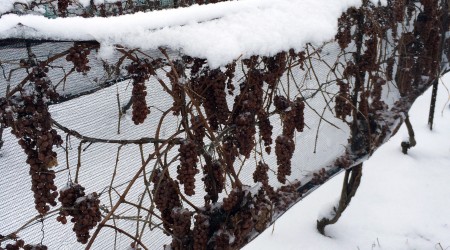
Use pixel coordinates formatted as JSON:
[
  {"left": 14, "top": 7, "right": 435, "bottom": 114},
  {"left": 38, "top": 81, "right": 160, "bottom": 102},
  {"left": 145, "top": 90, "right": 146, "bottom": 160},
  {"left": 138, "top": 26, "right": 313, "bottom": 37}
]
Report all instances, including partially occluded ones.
[{"left": 244, "top": 73, "right": 450, "bottom": 250}]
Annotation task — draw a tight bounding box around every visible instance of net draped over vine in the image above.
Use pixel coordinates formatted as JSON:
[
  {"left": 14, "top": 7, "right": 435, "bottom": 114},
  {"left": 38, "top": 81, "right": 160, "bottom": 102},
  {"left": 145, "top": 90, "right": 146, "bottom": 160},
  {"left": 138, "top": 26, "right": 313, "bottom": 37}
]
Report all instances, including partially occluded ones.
[{"left": 0, "top": 0, "right": 449, "bottom": 249}]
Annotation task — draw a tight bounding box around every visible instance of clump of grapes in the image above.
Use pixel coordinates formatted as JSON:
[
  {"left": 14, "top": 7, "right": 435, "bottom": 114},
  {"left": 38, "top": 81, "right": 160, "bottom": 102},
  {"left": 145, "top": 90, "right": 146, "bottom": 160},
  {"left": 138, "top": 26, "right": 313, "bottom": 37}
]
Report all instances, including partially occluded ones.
[
  {"left": 275, "top": 135, "right": 295, "bottom": 184},
  {"left": 127, "top": 60, "right": 152, "bottom": 125},
  {"left": 151, "top": 169, "right": 182, "bottom": 234},
  {"left": 0, "top": 239, "right": 48, "bottom": 250},
  {"left": 1, "top": 64, "right": 62, "bottom": 215},
  {"left": 170, "top": 208, "right": 192, "bottom": 250},
  {"left": 56, "top": 183, "right": 102, "bottom": 244},
  {"left": 66, "top": 43, "right": 91, "bottom": 73},
  {"left": 203, "top": 160, "right": 225, "bottom": 203},
  {"left": 192, "top": 214, "right": 209, "bottom": 250},
  {"left": 177, "top": 140, "right": 199, "bottom": 196}
]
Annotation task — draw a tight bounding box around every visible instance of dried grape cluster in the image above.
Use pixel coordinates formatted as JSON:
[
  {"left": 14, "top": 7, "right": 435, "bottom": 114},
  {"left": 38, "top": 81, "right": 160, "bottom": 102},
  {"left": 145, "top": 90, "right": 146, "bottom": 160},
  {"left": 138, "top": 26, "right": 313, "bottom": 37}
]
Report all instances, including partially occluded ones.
[
  {"left": 386, "top": 57, "right": 395, "bottom": 81},
  {"left": 66, "top": 43, "right": 91, "bottom": 73},
  {"left": 274, "top": 97, "right": 304, "bottom": 183},
  {"left": 0, "top": 239, "right": 48, "bottom": 250},
  {"left": 167, "top": 61, "right": 185, "bottom": 115},
  {"left": 127, "top": 60, "right": 152, "bottom": 125},
  {"left": 370, "top": 76, "right": 387, "bottom": 111},
  {"left": 257, "top": 110, "right": 273, "bottom": 154},
  {"left": 358, "top": 91, "right": 369, "bottom": 118},
  {"left": 334, "top": 154, "right": 352, "bottom": 169},
  {"left": 57, "top": 183, "right": 85, "bottom": 224},
  {"left": 23, "top": 245, "right": 48, "bottom": 250},
  {"left": 222, "top": 135, "right": 239, "bottom": 171},
  {"left": 170, "top": 208, "right": 192, "bottom": 250},
  {"left": 211, "top": 229, "right": 233, "bottom": 250},
  {"left": 56, "top": 184, "right": 101, "bottom": 244},
  {"left": 232, "top": 66, "right": 265, "bottom": 158},
  {"left": 311, "top": 168, "right": 328, "bottom": 185},
  {"left": 335, "top": 9, "right": 356, "bottom": 50},
  {"left": 191, "top": 68, "right": 230, "bottom": 130},
  {"left": 233, "top": 112, "right": 256, "bottom": 158},
  {"left": 273, "top": 95, "right": 290, "bottom": 112},
  {"left": 269, "top": 183, "right": 301, "bottom": 211},
  {"left": 57, "top": 0, "right": 71, "bottom": 16},
  {"left": 253, "top": 188, "right": 272, "bottom": 233},
  {"left": 70, "top": 194, "right": 101, "bottom": 244},
  {"left": 151, "top": 170, "right": 182, "bottom": 234},
  {"left": 263, "top": 52, "right": 287, "bottom": 88},
  {"left": 230, "top": 209, "right": 253, "bottom": 247},
  {"left": 191, "top": 115, "right": 206, "bottom": 147},
  {"left": 177, "top": 140, "right": 199, "bottom": 196},
  {"left": 222, "top": 189, "right": 242, "bottom": 212},
  {"left": 275, "top": 135, "right": 295, "bottom": 184},
  {"left": 335, "top": 80, "right": 352, "bottom": 120},
  {"left": 192, "top": 214, "right": 209, "bottom": 250},
  {"left": 293, "top": 98, "right": 305, "bottom": 133},
  {"left": 393, "top": 0, "right": 406, "bottom": 22},
  {"left": 202, "top": 160, "right": 225, "bottom": 203},
  {"left": 1, "top": 64, "right": 62, "bottom": 215},
  {"left": 253, "top": 161, "right": 269, "bottom": 185},
  {"left": 225, "top": 62, "right": 237, "bottom": 95},
  {"left": 210, "top": 69, "right": 231, "bottom": 125},
  {"left": 360, "top": 36, "right": 378, "bottom": 72}
]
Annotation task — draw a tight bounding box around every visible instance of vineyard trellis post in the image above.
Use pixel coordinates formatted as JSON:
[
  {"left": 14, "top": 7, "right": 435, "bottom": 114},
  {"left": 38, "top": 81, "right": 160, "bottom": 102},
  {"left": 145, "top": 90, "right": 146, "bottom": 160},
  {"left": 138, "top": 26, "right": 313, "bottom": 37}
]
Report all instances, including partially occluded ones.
[{"left": 428, "top": 0, "right": 449, "bottom": 130}]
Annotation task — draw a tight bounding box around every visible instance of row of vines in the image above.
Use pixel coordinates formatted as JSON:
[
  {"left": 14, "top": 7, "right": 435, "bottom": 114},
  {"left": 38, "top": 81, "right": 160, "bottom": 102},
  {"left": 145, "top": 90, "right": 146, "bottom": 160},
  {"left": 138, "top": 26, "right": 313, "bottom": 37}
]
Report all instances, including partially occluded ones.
[{"left": 1, "top": 0, "right": 449, "bottom": 249}]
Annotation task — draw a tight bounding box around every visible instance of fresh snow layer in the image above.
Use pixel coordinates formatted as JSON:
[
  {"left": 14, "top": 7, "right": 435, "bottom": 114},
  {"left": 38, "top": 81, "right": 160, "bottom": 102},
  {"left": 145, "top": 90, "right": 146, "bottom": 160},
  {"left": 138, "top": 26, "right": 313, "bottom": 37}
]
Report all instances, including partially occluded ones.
[
  {"left": 244, "top": 74, "right": 450, "bottom": 249},
  {"left": 0, "top": 0, "right": 366, "bottom": 67}
]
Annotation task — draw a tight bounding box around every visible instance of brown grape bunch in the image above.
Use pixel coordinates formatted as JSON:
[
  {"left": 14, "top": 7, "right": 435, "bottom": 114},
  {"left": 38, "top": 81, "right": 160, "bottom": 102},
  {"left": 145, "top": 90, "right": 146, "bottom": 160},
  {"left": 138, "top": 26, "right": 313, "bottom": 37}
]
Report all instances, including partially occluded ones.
[
  {"left": 66, "top": 43, "right": 91, "bottom": 73},
  {"left": 191, "top": 68, "right": 230, "bottom": 130},
  {"left": 166, "top": 61, "right": 185, "bottom": 116},
  {"left": 1, "top": 65, "right": 62, "bottom": 215},
  {"left": 335, "top": 80, "right": 352, "bottom": 121},
  {"left": 151, "top": 170, "right": 182, "bottom": 234},
  {"left": 177, "top": 140, "right": 199, "bottom": 196},
  {"left": 222, "top": 189, "right": 242, "bottom": 212},
  {"left": 127, "top": 60, "right": 152, "bottom": 125},
  {"left": 203, "top": 160, "right": 225, "bottom": 203},
  {"left": 257, "top": 110, "right": 273, "bottom": 154},
  {"left": 275, "top": 135, "right": 295, "bottom": 184},
  {"left": 191, "top": 115, "right": 206, "bottom": 147},
  {"left": 192, "top": 214, "right": 209, "bottom": 250},
  {"left": 232, "top": 68, "right": 265, "bottom": 158},
  {"left": 253, "top": 161, "right": 269, "bottom": 185},
  {"left": 170, "top": 208, "right": 192, "bottom": 250},
  {"left": 57, "top": 0, "right": 71, "bottom": 16},
  {"left": 56, "top": 184, "right": 102, "bottom": 244},
  {"left": 0, "top": 239, "right": 48, "bottom": 250}
]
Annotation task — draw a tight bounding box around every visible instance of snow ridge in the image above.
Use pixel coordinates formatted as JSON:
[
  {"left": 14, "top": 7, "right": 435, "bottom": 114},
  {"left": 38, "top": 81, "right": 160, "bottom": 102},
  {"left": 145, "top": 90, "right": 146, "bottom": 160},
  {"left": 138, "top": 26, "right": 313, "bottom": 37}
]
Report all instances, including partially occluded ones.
[{"left": 0, "top": 0, "right": 366, "bottom": 67}]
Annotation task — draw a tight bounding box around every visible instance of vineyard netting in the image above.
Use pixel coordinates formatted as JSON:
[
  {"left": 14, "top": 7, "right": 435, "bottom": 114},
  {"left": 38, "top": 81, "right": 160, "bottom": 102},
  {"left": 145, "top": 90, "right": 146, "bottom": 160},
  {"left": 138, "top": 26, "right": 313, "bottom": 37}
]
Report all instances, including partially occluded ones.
[{"left": 0, "top": 0, "right": 449, "bottom": 249}]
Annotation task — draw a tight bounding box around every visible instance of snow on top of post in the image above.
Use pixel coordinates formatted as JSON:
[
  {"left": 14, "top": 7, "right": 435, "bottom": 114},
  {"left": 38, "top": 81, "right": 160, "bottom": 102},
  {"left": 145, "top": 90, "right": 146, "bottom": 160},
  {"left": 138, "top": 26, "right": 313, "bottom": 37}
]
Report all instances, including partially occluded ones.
[{"left": 0, "top": 0, "right": 383, "bottom": 67}]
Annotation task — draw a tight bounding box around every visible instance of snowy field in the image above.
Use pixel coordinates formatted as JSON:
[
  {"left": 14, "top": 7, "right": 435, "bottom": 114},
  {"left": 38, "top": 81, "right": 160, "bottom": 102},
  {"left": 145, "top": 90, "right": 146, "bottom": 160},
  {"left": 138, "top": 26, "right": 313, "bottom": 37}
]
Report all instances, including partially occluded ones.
[{"left": 244, "top": 73, "right": 450, "bottom": 250}]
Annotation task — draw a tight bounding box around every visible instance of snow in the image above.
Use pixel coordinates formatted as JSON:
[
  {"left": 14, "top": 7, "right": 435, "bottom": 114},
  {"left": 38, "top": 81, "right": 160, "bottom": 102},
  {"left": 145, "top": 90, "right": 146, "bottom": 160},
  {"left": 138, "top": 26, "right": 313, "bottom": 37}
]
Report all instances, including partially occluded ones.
[
  {"left": 0, "top": 0, "right": 366, "bottom": 68},
  {"left": 244, "top": 74, "right": 450, "bottom": 250}
]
